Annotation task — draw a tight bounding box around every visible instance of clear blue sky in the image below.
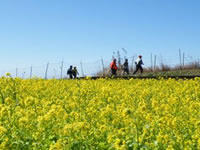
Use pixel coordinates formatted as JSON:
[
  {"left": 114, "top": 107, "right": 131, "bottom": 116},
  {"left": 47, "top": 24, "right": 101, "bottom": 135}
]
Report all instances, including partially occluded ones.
[{"left": 0, "top": 0, "right": 200, "bottom": 77}]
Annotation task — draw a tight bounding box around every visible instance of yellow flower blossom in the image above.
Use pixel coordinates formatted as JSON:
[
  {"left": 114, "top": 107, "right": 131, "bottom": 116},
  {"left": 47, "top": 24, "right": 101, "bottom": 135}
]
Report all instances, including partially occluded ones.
[{"left": 0, "top": 77, "right": 199, "bottom": 149}]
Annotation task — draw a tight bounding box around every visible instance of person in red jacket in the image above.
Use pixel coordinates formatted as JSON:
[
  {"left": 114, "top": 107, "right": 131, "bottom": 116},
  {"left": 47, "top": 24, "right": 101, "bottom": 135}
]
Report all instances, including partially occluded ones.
[{"left": 110, "top": 59, "right": 118, "bottom": 76}]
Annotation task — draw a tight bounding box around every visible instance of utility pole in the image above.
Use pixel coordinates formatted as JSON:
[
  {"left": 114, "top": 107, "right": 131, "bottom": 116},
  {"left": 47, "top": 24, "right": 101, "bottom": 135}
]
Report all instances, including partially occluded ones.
[{"left": 183, "top": 53, "right": 185, "bottom": 68}]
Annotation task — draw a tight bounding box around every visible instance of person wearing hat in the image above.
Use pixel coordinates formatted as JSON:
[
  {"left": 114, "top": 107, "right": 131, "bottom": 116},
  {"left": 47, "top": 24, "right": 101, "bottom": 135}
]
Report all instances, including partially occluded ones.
[
  {"left": 110, "top": 59, "right": 118, "bottom": 76},
  {"left": 133, "top": 55, "right": 144, "bottom": 74}
]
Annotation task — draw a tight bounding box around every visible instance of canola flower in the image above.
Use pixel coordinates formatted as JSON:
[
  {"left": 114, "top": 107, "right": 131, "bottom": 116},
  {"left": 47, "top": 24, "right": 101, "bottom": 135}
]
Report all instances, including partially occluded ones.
[{"left": 0, "top": 76, "right": 200, "bottom": 149}]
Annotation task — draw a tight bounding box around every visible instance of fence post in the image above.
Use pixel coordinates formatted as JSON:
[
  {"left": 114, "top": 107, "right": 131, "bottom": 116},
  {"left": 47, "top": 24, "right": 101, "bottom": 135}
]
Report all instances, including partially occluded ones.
[
  {"left": 179, "top": 49, "right": 182, "bottom": 68},
  {"left": 131, "top": 56, "right": 135, "bottom": 71},
  {"left": 30, "top": 66, "right": 32, "bottom": 78},
  {"left": 45, "top": 63, "right": 49, "bottom": 79},
  {"left": 101, "top": 57, "right": 105, "bottom": 76},
  {"left": 80, "top": 61, "right": 84, "bottom": 77},
  {"left": 183, "top": 53, "right": 185, "bottom": 67},
  {"left": 60, "top": 61, "right": 64, "bottom": 79},
  {"left": 16, "top": 68, "right": 18, "bottom": 77},
  {"left": 154, "top": 55, "right": 157, "bottom": 71},
  {"left": 151, "top": 53, "right": 153, "bottom": 71}
]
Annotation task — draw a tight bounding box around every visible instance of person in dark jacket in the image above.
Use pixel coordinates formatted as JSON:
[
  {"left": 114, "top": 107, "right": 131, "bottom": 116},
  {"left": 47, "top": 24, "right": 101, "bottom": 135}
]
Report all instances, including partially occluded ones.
[
  {"left": 67, "top": 65, "right": 73, "bottom": 79},
  {"left": 133, "top": 55, "right": 144, "bottom": 74},
  {"left": 72, "top": 66, "right": 79, "bottom": 79},
  {"left": 110, "top": 59, "right": 118, "bottom": 76},
  {"left": 123, "top": 59, "right": 129, "bottom": 75}
]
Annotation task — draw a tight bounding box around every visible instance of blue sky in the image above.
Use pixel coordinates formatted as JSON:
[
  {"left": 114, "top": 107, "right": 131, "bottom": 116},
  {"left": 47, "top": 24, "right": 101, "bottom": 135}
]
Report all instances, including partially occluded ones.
[{"left": 0, "top": 0, "right": 200, "bottom": 77}]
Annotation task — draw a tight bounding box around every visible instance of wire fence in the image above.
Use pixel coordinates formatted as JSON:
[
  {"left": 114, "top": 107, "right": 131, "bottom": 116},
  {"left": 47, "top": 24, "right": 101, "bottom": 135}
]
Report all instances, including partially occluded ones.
[
  {"left": 1, "top": 52, "right": 200, "bottom": 79},
  {"left": 0, "top": 60, "right": 104, "bottom": 79}
]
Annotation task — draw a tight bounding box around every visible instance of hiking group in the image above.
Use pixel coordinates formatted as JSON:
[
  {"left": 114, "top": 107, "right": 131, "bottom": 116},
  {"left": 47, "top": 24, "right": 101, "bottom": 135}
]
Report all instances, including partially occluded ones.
[
  {"left": 110, "top": 55, "right": 144, "bottom": 76},
  {"left": 67, "top": 66, "right": 79, "bottom": 79},
  {"left": 66, "top": 55, "right": 144, "bottom": 78}
]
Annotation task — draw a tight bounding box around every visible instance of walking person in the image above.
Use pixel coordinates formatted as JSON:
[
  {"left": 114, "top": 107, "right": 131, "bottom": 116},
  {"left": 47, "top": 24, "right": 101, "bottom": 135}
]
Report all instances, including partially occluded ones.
[
  {"left": 72, "top": 66, "right": 79, "bottom": 79},
  {"left": 133, "top": 55, "right": 144, "bottom": 74},
  {"left": 110, "top": 59, "right": 118, "bottom": 76},
  {"left": 123, "top": 59, "right": 129, "bottom": 75},
  {"left": 67, "top": 65, "right": 73, "bottom": 79}
]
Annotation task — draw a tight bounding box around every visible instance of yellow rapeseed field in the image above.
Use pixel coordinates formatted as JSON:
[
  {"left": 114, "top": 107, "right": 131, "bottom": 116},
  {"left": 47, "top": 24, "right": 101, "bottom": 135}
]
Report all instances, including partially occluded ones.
[{"left": 0, "top": 75, "right": 200, "bottom": 149}]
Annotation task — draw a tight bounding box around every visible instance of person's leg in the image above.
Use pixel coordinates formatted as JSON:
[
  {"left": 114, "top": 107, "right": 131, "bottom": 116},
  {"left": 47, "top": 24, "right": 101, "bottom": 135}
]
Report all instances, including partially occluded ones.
[
  {"left": 124, "top": 69, "right": 128, "bottom": 75},
  {"left": 125, "top": 68, "right": 129, "bottom": 75},
  {"left": 140, "top": 66, "right": 143, "bottom": 73},
  {"left": 114, "top": 69, "right": 117, "bottom": 75},
  {"left": 122, "top": 69, "right": 125, "bottom": 75},
  {"left": 111, "top": 69, "right": 115, "bottom": 76},
  {"left": 133, "top": 65, "right": 139, "bottom": 74}
]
